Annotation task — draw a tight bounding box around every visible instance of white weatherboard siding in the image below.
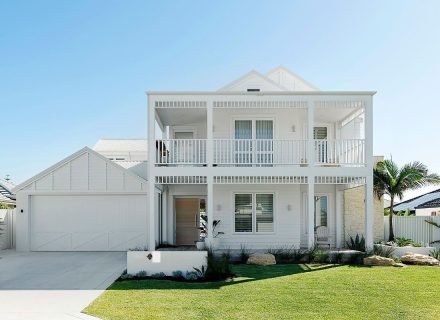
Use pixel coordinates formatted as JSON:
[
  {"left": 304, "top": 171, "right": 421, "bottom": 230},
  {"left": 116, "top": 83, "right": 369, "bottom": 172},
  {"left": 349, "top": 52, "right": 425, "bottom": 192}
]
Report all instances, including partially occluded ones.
[
  {"left": 30, "top": 195, "right": 147, "bottom": 251},
  {"left": 213, "top": 184, "right": 301, "bottom": 249},
  {"left": 14, "top": 147, "right": 149, "bottom": 252}
]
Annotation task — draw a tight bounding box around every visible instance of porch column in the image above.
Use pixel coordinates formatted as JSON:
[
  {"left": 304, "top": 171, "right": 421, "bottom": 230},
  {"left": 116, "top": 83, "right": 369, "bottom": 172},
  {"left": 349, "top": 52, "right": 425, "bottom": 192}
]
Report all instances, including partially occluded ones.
[
  {"left": 307, "top": 177, "right": 315, "bottom": 248},
  {"left": 206, "top": 176, "right": 214, "bottom": 247},
  {"left": 365, "top": 175, "right": 374, "bottom": 249},
  {"left": 161, "top": 187, "right": 168, "bottom": 244},
  {"left": 335, "top": 189, "right": 344, "bottom": 248},
  {"left": 147, "top": 94, "right": 156, "bottom": 250},
  {"left": 364, "top": 95, "right": 374, "bottom": 250},
  {"left": 206, "top": 99, "right": 213, "bottom": 167},
  {"left": 307, "top": 101, "right": 315, "bottom": 166}
]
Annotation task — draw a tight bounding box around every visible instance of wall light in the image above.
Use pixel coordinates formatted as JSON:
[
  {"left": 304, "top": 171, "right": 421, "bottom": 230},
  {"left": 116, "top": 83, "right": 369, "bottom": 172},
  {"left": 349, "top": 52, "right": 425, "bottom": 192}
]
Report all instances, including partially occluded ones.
[
  {"left": 287, "top": 204, "right": 292, "bottom": 211},
  {"left": 291, "top": 125, "right": 296, "bottom": 133},
  {"left": 216, "top": 204, "right": 221, "bottom": 211}
]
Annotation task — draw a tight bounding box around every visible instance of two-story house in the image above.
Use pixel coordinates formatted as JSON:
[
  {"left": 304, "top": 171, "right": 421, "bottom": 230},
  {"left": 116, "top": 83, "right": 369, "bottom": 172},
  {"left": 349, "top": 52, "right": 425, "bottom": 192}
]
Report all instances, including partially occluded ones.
[
  {"left": 148, "top": 66, "right": 380, "bottom": 251},
  {"left": 13, "top": 67, "right": 382, "bottom": 252}
]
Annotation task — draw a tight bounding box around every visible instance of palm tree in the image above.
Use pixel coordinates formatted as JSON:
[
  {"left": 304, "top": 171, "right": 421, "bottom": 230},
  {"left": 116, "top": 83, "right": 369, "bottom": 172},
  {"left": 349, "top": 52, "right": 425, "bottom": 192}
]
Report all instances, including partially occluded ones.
[{"left": 373, "top": 159, "right": 440, "bottom": 241}]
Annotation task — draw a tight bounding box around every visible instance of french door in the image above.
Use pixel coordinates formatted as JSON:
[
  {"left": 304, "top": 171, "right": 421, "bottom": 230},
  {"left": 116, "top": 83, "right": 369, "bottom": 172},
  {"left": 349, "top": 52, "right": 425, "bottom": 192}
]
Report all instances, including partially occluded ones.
[
  {"left": 314, "top": 127, "right": 328, "bottom": 163},
  {"left": 234, "top": 120, "right": 274, "bottom": 166}
]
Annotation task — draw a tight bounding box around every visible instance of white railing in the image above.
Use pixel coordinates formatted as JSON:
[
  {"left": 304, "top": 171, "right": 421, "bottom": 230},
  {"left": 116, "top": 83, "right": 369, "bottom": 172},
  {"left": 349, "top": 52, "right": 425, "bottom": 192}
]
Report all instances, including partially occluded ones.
[
  {"left": 314, "top": 139, "right": 365, "bottom": 166},
  {"left": 213, "top": 139, "right": 307, "bottom": 166},
  {"left": 155, "top": 139, "right": 366, "bottom": 166},
  {"left": 156, "top": 139, "right": 207, "bottom": 165}
]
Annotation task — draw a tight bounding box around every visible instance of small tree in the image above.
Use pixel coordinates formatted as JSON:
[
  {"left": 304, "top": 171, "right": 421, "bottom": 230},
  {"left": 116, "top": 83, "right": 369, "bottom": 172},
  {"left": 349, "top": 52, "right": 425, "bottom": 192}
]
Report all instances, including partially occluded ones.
[{"left": 373, "top": 159, "right": 440, "bottom": 241}]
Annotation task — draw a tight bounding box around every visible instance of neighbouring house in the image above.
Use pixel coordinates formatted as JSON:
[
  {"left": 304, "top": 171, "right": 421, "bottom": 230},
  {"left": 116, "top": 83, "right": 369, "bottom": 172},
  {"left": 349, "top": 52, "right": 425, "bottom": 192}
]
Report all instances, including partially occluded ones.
[
  {"left": 13, "top": 66, "right": 382, "bottom": 252},
  {"left": 390, "top": 188, "right": 440, "bottom": 216},
  {"left": 0, "top": 178, "right": 16, "bottom": 207}
]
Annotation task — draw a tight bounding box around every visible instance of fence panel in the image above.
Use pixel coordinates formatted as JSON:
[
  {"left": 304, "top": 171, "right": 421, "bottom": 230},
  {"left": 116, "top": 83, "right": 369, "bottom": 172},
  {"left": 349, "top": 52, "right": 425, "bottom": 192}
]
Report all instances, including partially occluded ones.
[{"left": 384, "top": 216, "right": 440, "bottom": 246}]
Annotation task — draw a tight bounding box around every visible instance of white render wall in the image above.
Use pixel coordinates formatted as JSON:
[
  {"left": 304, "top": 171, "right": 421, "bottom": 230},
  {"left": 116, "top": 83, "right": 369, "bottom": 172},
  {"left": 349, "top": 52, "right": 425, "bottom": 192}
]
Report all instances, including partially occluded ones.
[{"left": 416, "top": 208, "right": 440, "bottom": 216}]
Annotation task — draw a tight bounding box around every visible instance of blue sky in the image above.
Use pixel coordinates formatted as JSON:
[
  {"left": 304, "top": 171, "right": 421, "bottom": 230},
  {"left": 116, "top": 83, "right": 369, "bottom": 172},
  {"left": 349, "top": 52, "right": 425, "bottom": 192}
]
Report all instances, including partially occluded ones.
[{"left": 1, "top": 1, "right": 440, "bottom": 198}]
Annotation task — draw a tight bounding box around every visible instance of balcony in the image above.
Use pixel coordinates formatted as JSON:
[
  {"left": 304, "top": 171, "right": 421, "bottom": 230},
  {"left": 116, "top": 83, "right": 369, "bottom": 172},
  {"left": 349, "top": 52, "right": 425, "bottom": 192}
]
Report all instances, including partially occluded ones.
[{"left": 155, "top": 139, "right": 365, "bottom": 167}]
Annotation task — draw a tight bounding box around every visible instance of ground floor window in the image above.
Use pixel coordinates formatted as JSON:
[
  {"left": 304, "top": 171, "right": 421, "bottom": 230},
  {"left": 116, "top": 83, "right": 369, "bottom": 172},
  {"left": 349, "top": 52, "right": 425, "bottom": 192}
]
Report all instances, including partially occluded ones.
[{"left": 234, "top": 193, "right": 274, "bottom": 233}]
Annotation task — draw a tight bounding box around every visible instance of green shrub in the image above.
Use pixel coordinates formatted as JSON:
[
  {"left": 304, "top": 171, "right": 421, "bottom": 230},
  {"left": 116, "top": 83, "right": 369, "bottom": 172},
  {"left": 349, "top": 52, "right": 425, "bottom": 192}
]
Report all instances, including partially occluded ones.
[
  {"left": 239, "top": 244, "right": 252, "bottom": 264},
  {"left": 329, "top": 250, "right": 344, "bottom": 264},
  {"left": 267, "top": 245, "right": 298, "bottom": 264},
  {"left": 151, "top": 272, "right": 166, "bottom": 279},
  {"left": 394, "top": 237, "right": 421, "bottom": 247},
  {"left": 371, "top": 244, "right": 395, "bottom": 258},
  {"left": 430, "top": 248, "right": 440, "bottom": 260},
  {"left": 206, "top": 248, "right": 231, "bottom": 280},
  {"left": 311, "top": 248, "right": 329, "bottom": 263},
  {"left": 172, "top": 270, "right": 184, "bottom": 279},
  {"left": 346, "top": 234, "right": 366, "bottom": 251},
  {"left": 135, "top": 270, "right": 147, "bottom": 278}
]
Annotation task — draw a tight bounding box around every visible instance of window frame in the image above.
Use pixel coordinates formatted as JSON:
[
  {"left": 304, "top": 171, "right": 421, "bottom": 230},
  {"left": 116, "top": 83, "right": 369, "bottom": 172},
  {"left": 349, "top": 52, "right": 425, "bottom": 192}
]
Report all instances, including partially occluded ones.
[{"left": 233, "top": 192, "right": 276, "bottom": 235}]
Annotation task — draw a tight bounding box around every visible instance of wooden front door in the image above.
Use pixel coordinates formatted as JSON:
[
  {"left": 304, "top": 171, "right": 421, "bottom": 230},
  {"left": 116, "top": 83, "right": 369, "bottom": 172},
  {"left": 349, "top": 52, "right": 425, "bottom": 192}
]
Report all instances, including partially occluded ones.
[{"left": 175, "top": 198, "right": 200, "bottom": 245}]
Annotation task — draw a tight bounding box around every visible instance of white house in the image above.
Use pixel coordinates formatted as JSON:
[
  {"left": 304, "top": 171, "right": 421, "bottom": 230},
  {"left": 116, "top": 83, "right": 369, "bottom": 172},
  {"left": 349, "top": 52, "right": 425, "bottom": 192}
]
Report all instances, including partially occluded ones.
[{"left": 13, "top": 66, "right": 380, "bottom": 252}]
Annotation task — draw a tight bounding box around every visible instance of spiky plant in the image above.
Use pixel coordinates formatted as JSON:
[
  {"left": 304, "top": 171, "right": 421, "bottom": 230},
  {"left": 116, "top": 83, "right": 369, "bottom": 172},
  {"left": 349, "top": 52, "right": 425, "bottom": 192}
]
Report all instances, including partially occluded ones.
[{"left": 373, "top": 159, "right": 440, "bottom": 241}]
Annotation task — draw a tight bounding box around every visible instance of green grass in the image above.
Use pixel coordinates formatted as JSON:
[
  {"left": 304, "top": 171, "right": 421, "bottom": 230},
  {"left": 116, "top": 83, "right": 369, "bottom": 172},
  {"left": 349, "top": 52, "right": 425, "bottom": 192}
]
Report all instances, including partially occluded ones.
[{"left": 85, "top": 264, "right": 440, "bottom": 320}]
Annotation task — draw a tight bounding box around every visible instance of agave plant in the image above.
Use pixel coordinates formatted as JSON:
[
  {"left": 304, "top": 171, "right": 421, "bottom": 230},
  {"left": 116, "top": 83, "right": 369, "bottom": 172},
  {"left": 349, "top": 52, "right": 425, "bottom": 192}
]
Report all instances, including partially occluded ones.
[
  {"left": 346, "top": 234, "right": 366, "bottom": 251},
  {"left": 374, "top": 159, "right": 440, "bottom": 241}
]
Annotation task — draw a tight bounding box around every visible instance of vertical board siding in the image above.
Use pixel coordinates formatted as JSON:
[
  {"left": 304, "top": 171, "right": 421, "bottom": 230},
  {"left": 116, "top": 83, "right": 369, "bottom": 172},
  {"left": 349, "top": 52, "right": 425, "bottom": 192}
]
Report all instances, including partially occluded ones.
[
  {"left": 89, "top": 153, "right": 107, "bottom": 191},
  {"left": 70, "top": 153, "right": 89, "bottom": 190},
  {"left": 53, "top": 164, "right": 70, "bottom": 190},
  {"left": 384, "top": 216, "right": 440, "bottom": 245}
]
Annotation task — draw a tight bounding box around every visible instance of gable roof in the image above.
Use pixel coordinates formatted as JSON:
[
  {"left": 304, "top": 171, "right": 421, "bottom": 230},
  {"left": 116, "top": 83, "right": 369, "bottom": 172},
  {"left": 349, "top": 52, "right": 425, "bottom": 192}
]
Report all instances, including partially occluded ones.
[
  {"left": 218, "top": 70, "right": 288, "bottom": 92},
  {"left": 415, "top": 198, "right": 440, "bottom": 209},
  {"left": 266, "top": 66, "right": 319, "bottom": 91},
  {"left": 13, "top": 147, "right": 148, "bottom": 193},
  {"left": 391, "top": 188, "right": 440, "bottom": 212}
]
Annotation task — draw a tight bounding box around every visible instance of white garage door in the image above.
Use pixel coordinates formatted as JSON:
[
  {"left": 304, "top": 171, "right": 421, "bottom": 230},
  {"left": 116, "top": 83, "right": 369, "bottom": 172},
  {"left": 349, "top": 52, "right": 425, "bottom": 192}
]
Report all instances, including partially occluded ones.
[{"left": 30, "top": 195, "right": 148, "bottom": 251}]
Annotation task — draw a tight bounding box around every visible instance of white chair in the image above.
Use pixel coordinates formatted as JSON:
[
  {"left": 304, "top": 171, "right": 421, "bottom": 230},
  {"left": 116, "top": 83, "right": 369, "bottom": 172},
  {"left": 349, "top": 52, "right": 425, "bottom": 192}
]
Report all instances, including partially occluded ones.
[{"left": 315, "top": 226, "right": 331, "bottom": 249}]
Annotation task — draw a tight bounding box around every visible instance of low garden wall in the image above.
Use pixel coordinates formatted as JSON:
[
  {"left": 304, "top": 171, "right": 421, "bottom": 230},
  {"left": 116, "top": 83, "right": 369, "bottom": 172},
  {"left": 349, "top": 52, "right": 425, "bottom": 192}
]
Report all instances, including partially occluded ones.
[
  {"left": 376, "top": 244, "right": 434, "bottom": 258},
  {"left": 127, "top": 251, "right": 208, "bottom": 276}
]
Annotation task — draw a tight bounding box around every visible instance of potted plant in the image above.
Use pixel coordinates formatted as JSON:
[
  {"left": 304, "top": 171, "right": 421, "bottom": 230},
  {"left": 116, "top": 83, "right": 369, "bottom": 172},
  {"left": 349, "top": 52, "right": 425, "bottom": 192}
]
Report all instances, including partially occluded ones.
[{"left": 196, "top": 214, "right": 224, "bottom": 249}]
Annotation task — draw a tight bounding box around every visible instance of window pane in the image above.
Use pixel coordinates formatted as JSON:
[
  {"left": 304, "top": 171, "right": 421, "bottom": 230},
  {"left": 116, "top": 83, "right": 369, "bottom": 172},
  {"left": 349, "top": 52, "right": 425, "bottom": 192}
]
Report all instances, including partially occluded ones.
[
  {"left": 256, "top": 194, "right": 274, "bottom": 232},
  {"left": 235, "top": 194, "right": 253, "bottom": 232}
]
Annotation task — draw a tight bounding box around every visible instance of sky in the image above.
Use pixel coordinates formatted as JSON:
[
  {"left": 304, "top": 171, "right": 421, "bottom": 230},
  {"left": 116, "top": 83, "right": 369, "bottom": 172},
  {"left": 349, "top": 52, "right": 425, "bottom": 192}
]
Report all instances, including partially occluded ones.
[{"left": 1, "top": 1, "right": 440, "bottom": 201}]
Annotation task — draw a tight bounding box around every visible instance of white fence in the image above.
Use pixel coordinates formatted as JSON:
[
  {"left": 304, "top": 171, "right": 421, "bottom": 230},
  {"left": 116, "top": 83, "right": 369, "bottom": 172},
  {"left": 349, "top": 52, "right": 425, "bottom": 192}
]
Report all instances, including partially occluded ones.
[
  {"left": 384, "top": 216, "right": 440, "bottom": 246},
  {"left": 0, "top": 209, "right": 16, "bottom": 250}
]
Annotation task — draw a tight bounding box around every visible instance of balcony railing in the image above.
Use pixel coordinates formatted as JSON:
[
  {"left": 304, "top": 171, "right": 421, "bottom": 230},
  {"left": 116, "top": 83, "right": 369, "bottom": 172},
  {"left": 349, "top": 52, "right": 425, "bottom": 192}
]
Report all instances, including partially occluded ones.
[
  {"left": 156, "top": 139, "right": 207, "bottom": 165},
  {"left": 213, "top": 139, "right": 307, "bottom": 166},
  {"left": 155, "top": 139, "right": 365, "bottom": 167},
  {"left": 314, "top": 139, "right": 365, "bottom": 166}
]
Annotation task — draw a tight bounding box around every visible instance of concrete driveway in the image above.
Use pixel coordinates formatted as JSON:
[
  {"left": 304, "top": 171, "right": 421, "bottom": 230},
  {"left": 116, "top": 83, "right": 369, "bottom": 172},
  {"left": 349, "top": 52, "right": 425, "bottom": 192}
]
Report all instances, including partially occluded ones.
[{"left": 0, "top": 250, "right": 126, "bottom": 320}]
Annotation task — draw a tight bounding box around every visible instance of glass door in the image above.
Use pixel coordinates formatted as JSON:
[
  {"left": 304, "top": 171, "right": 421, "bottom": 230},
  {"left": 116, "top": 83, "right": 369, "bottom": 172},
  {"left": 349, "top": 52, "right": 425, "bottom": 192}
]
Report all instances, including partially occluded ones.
[
  {"left": 256, "top": 120, "right": 274, "bottom": 166},
  {"left": 234, "top": 120, "right": 273, "bottom": 166},
  {"left": 314, "top": 127, "right": 328, "bottom": 163},
  {"left": 235, "top": 120, "right": 252, "bottom": 166}
]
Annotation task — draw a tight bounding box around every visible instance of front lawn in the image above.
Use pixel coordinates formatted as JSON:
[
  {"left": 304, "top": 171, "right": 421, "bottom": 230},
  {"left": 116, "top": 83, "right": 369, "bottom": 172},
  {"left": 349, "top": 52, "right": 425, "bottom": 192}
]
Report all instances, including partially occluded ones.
[{"left": 85, "top": 264, "right": 440, "bottom": 320}]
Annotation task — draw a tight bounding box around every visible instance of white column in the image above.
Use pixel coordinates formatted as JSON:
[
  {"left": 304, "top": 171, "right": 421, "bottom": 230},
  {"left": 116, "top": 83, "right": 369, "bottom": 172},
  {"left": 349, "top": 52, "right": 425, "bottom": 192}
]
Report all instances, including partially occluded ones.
[
  {"left": 206, "top": 100, "right": 213, "bottom": 167},
  {"left": 206, "top": 176, "right": 214, "bottom": 247},
  {"left": 307, "top": 177, "right": 315, "bottom": 249},
  {"left": 307, "top": 101, "right": 315, "bottom": 167},
  {"left": 364, "top": 96, "right": 374, "bottom": 250},
  {"left": 335, "top": 189, "right": 344, "bottom": 248},
  {"left": 161, "top": 187, "right": 168, "bottom": 244},
  {"left": 365, "top": 175, "right": 374, "bottom": 249},
  {"left": 147, "top": 95, "right": 156, "bottom": 250}
]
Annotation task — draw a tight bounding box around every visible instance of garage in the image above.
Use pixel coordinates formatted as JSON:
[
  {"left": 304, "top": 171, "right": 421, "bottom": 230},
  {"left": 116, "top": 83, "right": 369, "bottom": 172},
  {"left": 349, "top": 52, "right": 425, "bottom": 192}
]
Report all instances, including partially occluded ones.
[
  {"left": 13, "top": 147, "right": 151, "bottom": 252},
  {"left": 30, "top": 195, "right": 147, "bottom": 251}
]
